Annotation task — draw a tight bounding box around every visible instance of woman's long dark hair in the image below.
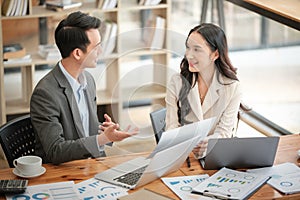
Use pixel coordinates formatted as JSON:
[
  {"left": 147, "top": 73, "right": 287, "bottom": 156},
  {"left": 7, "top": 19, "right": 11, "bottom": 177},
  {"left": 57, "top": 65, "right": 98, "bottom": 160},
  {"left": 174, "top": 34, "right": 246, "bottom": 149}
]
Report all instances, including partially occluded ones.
[{"left": 177, "top": 23, "right": 238, "bottom": 125}]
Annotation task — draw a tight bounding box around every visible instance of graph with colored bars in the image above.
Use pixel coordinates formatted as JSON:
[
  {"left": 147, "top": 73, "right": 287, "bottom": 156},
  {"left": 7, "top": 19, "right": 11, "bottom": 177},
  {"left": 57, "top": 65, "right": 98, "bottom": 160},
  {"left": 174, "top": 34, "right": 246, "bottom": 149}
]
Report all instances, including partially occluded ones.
[
  {"left": 182, "top": 177, "right": 207, "bottom": 184},
  {"left": 76, "top": 178, "right": 128, "bottom": 200},
  {"left": 10, "top": 187, "right": 78, "bottom": 200},
  {"left": 170, "top": 177, "right": 207, "bottom": 185},
  {"left": 83, "top": 192, "right": 123, "bottom": 200},
  {"left": 7, "top": 182, "right": 78, "bottom": 200},
  {"left": 78, "top": 180, "right": 118, "bottom": 193},
  {"left": 216, "top": 175, "right": 254, "bottom": 185}
]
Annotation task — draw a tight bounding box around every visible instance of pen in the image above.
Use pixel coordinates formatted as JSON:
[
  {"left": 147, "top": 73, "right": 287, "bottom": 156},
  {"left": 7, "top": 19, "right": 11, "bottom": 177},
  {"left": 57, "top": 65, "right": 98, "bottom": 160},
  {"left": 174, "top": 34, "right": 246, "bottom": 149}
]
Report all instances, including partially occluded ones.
[
  {"left": 202, "top": 190, "right": 231, "bottom": 199},
  {"left": 186, "top": 157, "right": 191, "bottom": 168}
]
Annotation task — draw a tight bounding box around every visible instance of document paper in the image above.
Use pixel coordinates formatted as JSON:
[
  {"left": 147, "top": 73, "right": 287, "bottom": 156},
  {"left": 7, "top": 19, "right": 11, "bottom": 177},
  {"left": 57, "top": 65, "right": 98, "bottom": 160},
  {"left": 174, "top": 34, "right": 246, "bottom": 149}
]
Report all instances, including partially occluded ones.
[
  {"left": 6, "top": 181, "right": 79, "bottom": 200},
  {"left": 247, "top": 162, "right": 300, "bottom": 194},
  {"left": 192, "top": 167, "right": 269, "bottom": 200},
  {"left": 161, "top": 174, "right": 211, "bottom": 200}
]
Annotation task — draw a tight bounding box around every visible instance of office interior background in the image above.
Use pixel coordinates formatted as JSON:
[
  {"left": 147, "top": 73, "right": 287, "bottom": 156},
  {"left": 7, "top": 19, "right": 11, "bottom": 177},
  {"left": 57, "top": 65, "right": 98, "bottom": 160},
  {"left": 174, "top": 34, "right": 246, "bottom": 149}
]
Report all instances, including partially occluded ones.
[
  {"left": 2, "top": 0, "right": 300, "bottom": 164},
  {"left": 167, "top": 0, "right": 300, "bottom": 137}
]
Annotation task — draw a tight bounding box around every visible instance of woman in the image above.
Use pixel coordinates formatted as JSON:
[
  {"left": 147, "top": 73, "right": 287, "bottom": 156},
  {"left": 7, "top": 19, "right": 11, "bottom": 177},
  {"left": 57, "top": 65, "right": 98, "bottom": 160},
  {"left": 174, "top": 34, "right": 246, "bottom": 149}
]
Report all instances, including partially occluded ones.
[{"left": 165, "top": 23, "right": 242, "bottom": 158}]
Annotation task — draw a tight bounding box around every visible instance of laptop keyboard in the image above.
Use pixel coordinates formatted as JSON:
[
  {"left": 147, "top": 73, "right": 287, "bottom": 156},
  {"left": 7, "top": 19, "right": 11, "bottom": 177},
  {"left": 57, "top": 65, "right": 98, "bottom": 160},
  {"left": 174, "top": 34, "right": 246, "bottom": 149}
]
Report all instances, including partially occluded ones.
[{"left": 113, "top": 165, "right": 147, "bottom": 186}]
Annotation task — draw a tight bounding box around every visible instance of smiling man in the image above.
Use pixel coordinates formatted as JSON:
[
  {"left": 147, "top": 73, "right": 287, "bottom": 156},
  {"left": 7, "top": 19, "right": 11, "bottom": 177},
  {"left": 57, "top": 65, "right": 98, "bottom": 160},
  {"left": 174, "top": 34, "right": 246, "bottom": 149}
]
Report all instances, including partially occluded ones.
[{"left": 30, "top": 11, "right": 137, "bottom": 165}]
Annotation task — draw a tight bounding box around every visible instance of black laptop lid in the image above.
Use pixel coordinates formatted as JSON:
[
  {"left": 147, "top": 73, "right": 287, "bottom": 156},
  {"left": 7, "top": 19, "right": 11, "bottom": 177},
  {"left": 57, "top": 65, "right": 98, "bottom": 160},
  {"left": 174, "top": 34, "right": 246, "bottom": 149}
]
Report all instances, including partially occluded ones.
[{"left": 200, "top": 137, "right": 280, "bottom": 170}]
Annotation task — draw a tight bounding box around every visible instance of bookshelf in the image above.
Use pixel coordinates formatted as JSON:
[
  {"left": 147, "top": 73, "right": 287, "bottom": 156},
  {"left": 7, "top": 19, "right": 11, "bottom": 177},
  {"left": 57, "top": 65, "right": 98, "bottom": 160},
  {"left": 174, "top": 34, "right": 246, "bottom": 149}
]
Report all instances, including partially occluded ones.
[{"left": 0, "top": 0, "right": 170, "bottom": 126}]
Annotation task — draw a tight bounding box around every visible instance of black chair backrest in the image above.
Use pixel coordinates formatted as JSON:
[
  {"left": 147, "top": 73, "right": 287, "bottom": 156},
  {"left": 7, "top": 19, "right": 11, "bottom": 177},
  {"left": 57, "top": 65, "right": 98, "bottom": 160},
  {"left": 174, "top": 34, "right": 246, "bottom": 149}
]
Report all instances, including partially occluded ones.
[
  {"left": 150, "top": 108, "right": 167, "bottom": 144},
  {"left": 0, "top": 114, "right": 35, "bottom": 168}
]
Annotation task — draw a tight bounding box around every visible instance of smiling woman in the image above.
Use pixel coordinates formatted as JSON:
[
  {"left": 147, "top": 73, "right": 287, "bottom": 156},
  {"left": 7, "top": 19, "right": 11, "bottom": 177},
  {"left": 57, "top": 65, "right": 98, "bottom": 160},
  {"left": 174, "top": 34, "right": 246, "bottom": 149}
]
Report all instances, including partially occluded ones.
[{"left": 165, "top": 23, "right": 242, "bottom": 159}]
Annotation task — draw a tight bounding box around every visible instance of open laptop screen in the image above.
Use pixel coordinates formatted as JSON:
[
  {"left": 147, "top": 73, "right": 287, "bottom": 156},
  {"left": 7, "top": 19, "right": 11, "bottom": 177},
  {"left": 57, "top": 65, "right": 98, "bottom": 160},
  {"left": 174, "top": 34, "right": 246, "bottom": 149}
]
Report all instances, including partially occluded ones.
[{"left": 200, "top": 137, "right": 280, "bottom": 170}]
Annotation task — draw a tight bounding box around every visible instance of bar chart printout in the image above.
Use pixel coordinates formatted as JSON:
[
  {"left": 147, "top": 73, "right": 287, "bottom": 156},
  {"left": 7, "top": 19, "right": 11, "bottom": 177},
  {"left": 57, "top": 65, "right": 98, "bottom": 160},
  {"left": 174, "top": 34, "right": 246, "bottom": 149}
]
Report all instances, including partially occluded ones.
[{"left": 192, "top": 167, "right": 270, "bottom": 199}]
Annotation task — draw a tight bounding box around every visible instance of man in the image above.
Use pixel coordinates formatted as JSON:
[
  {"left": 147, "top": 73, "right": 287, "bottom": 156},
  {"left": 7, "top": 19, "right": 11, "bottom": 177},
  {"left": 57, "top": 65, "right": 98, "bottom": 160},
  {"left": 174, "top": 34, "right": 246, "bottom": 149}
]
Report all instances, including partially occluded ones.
[{"left": 30, "top": 11, "right": 137, "bottom": 165}]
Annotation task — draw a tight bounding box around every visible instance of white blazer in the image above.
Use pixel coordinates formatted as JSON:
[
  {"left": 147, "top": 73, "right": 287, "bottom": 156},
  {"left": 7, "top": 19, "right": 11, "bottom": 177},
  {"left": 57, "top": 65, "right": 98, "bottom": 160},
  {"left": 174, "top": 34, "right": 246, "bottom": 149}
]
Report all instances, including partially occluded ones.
[{"left": 165, "top": 71, "right": 242, "bottom": 139}]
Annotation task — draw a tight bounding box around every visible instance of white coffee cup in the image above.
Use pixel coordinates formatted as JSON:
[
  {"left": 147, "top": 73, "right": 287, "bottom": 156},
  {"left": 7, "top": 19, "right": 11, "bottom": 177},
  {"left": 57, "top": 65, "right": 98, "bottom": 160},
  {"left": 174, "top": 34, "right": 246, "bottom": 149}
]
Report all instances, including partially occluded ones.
[{"left": 13, "top": 156, "right": 42, "bottom": 176}]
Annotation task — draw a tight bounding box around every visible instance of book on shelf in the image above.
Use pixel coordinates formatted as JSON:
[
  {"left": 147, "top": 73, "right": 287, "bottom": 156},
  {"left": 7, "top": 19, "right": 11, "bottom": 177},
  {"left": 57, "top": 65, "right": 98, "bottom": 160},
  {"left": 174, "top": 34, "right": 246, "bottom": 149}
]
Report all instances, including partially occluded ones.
[
  {"left": 45, "top": 1, "right": 82, "bottom": 11},
  {"left": 7, "top": 0, "right": 17, "bottom": 16},
  {"left": 21, "top": 0, "right": 28, "bottom": 15},
  {"left": 143, "top": 15, "right": 166, "bottom": 50},
  {"left": 101, "top": 21, "right": 117, "bottom": 56},
  {"left": 4, "top": 54, "right": 32, "bottom": 64},
  {"left": 99, "top": 20, "right": 112, "bottom": 54},
  {"left": 13, "top": 0, "right": 22, "bottom": 16},
  {"left": 192, "top": 167, "right": 270, "bottom": 200},
  {"left": 3, "top": 43, "right": 26, "bottom": 60},
  {"left": 143, "top": 0, "right": 162, "bottom": 6},
  {"left": 1, "top": 0, "right": 28, "bottom": 16},
  {"left": 38, "top": 44, "right": 61, "bottom": 61},
  {"left": 2, "top": 0, "right": 14, "bottom": 16},
  {"left": 98, "top": 0, "right": 117, "bottom": 9}
]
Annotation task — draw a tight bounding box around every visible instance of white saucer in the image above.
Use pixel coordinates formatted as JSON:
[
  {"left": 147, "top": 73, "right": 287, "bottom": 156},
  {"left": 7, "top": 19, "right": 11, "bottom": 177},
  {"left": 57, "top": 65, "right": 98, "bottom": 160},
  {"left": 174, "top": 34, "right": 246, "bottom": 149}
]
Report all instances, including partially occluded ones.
[{"left": 13, "top": 167, "right": 46, "bottom": 178}]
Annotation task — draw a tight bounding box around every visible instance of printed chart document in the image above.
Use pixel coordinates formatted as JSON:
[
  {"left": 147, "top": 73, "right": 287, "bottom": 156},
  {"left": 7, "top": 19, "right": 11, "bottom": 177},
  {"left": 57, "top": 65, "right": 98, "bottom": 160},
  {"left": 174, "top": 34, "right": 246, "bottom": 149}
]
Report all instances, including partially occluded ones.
[
  {"left": 192, "top": 167, "right": 270, "bottom": 200},
  {"left": 6, "top": 179, "right": 128, "bottom": 200},
  {"left": 6, "top": 181, "right": 79, "bottom": 200},
  {"left": 162, "top": 174, "right": 211, "bottom": 200},
  {"left": 117, "top": 188, "right": 174, "bottom": 200},
  {"left": 75, "top": 178, "right": 128, "bottom": 199},
  {"left": 247, "top": 162, "right": 300, "bottom": 194}
]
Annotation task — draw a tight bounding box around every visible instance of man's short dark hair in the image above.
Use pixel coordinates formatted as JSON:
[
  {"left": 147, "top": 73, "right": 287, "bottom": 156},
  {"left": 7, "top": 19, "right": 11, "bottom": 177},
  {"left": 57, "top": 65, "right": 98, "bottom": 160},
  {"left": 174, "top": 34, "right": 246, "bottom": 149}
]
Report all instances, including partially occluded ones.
[{"left": 55, "top": 11, "right": 101, "bottom": 58}]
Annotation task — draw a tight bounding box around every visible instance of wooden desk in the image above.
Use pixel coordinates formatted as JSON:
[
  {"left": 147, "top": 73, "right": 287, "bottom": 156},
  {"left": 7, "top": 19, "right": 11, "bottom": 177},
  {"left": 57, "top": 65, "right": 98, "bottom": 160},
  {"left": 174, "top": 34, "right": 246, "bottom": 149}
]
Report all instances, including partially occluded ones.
[
  {"left": 0, "top": 152, "right": 182, "bottom": 200},
  {"left": 181, "top": 134, "right": 300, "bottom": 199},
  {"left": 226, "top": 0, "right": 300, "bottom": 30},
  {"left": 0, "top": 135, "right": 299, "bottom": 199}
]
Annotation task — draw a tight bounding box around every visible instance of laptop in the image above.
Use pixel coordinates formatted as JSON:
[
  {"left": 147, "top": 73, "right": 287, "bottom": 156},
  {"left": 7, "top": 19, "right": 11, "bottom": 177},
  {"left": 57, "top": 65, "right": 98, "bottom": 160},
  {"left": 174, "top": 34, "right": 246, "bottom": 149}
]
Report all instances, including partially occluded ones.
[
  {"left": 199, "top": 136, "right": 280, "bottom": 170},
  {"left": 95, "top": 117, "right": 216, "bottom": 189}
]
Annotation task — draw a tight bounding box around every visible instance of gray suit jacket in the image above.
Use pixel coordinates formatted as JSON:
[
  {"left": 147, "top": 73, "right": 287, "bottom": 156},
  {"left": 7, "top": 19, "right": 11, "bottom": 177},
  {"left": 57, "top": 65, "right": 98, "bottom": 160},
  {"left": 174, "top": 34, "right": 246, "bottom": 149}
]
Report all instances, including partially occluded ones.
[{"left": 30, "top": 64, "right": 105, "bottom": 164}]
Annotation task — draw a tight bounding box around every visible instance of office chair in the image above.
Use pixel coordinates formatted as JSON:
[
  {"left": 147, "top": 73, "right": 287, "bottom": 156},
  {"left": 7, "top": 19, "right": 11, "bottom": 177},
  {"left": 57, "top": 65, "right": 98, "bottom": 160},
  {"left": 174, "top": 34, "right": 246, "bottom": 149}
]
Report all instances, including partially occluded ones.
[
  {"left": 0, "top": 114, "right": 36, "bottom": 168},
  {"left": 149, "top": 108, "right": 167, "bottom": 144}
]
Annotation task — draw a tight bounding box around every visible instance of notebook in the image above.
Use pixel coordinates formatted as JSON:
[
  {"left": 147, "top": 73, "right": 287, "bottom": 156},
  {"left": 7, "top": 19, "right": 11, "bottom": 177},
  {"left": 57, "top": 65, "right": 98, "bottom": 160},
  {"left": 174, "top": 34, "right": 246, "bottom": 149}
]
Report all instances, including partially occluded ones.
[
  {"left": 199, "top": 137, "right": 280, "bottom": 170},
  {"left": 94, "top": 117, "right": 216, "bottom": 189}
]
